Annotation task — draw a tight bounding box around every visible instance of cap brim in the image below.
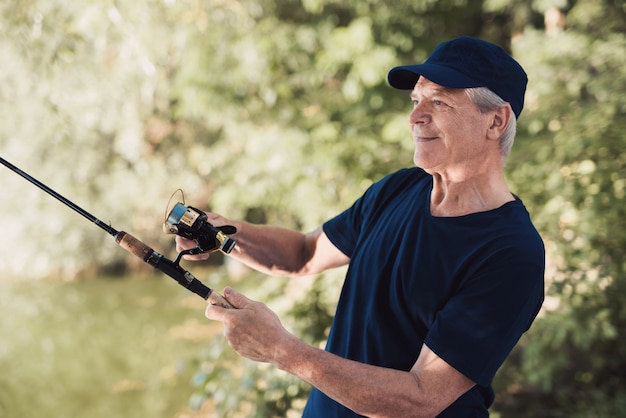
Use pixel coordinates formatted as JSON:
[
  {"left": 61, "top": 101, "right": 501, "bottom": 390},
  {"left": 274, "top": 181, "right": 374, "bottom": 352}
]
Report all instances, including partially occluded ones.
[{"left": 387, "top": 63, "right": 483, "bottom": 90}]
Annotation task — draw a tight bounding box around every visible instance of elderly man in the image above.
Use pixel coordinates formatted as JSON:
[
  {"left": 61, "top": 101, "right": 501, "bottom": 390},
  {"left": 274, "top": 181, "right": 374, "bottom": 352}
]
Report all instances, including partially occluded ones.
[{"left": 179, "top": 36, "right": 545, "bottom": 417}]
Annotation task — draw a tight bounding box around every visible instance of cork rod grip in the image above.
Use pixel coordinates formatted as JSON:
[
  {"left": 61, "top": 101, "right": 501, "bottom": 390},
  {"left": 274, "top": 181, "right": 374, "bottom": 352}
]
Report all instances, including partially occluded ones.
[
  {"left": 115, "top": 231, "right": 154, "bottom": 260},
  {"left": 207, "top": 291, "right": 234, "bottom": 309}
]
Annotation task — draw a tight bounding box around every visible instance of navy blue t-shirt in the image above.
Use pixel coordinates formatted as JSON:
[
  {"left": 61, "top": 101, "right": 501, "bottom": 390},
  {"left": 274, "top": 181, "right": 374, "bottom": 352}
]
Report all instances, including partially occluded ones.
[{"left": 302, "top": 167, "right": 545, "bottom": 417}]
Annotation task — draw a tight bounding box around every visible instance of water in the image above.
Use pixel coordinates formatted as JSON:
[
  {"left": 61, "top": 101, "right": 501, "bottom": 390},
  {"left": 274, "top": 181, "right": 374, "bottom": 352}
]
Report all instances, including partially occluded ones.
[{"left": 0, "top": 275, "right": 222, "bottom": 418}]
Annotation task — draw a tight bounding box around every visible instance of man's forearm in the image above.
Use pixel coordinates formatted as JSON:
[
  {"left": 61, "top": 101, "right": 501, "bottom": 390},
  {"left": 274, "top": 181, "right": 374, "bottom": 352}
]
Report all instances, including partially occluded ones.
[
  {"left": 272, "top": 336, "right": 439, "bottom": 418},
  {"left": 227, "top": 221, "right": 312, "bottom": 276}
]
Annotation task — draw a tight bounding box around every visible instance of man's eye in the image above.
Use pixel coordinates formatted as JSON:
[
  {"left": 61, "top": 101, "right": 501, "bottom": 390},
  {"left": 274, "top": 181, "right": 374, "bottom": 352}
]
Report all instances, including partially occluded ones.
[
  {"left": 433, "top": 100, "right": 443, "bottom": 106},
  {"left": 411, "top": 99, "right": 419, "bottom": 106}
]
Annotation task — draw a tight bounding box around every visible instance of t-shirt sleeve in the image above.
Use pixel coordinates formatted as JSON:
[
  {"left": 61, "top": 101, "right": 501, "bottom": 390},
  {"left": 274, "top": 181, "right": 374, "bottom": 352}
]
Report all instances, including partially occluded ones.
[
  {"left": 323, "top": 169, "right": 422, "bottom": 258},
  {"left": 424, "top": 248, "right": 545, "bottom": 387},
  {"left": 322, "top": 197, "right": 363, "bottom": 258},
  {"left": 322, "top": 177, "right": 383, "bottom": 258}
]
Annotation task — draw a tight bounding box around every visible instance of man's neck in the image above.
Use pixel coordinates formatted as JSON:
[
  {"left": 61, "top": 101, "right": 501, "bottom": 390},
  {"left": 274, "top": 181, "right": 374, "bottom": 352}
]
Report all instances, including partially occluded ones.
[{"left": 429, "top": 169, "right": 514, "bottom": 217}]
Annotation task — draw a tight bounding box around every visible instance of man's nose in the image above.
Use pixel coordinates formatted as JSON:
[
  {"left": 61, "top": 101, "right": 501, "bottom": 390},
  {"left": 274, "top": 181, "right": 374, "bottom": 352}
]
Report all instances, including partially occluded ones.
[{"left": 409, "top": 103, "right": 430, "bottom": 125}]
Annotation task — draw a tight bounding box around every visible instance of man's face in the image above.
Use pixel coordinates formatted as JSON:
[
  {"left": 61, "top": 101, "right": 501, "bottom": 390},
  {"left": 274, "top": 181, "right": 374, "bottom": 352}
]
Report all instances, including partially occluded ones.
[{"left": 409, "top": 77, "right": 493, "bottom": 177}]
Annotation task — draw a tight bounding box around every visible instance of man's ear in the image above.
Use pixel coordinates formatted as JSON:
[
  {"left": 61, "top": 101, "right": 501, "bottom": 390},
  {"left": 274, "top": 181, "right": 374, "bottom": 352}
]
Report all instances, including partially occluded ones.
[{"left": 487, "top": 104, "right": 513, "bottom": 140}]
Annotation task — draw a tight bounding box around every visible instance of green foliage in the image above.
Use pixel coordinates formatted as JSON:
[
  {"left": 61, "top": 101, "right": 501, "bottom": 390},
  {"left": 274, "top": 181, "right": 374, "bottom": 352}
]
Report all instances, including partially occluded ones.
[
  {"left": 190, "top": 338, "right": 312, "bottom": 417},
  {"left": 498, "top": 1, "right": 626, "bottom": 415},
  {"left": 1, "top": 0, "right": 626, "bottom": 416}
]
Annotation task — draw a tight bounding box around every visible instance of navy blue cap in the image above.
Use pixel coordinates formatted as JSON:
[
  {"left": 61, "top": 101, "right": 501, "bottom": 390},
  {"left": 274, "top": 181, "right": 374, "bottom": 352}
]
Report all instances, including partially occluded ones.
[{"left": 387, "top": 36, "right": 528, "bottom": 118}]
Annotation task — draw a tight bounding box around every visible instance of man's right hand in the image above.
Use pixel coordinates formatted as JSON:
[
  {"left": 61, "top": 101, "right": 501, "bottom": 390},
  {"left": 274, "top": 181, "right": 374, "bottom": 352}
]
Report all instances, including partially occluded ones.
[{"left": 175, "top": 236, "right": 211, "bottom": 261}]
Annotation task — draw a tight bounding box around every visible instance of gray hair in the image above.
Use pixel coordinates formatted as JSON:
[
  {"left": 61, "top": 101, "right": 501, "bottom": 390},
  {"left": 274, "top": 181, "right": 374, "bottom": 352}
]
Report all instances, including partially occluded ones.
[{"left": 465, "top": 87, "right": 517, "bottom": 158}]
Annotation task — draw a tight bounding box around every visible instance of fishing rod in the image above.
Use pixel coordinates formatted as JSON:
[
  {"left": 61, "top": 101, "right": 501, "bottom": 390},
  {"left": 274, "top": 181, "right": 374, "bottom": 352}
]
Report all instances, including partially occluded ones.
[{"left": 0, "top": 156, "right": 235, "bottom": 308}]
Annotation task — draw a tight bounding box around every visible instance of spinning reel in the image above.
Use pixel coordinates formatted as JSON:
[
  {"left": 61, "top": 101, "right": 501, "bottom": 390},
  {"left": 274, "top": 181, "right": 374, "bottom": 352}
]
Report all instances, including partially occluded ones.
[{"left": 163, "top": 191, "right": 237, "bottom": 257}]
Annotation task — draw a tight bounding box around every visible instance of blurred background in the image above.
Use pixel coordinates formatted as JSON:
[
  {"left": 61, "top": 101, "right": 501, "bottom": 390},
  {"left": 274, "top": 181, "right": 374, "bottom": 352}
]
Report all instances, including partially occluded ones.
[{"left": 1, "top": 0, "right": 625, "bottom": 417}]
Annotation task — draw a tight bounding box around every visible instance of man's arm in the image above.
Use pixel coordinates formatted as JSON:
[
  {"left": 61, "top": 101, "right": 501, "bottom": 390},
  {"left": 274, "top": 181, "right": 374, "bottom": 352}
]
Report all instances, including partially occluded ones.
[
  {"left": 207, "top": 288, "right": 476, "bottom": 418},
  {"left": 176, "top": 212, "right": 349, "bottom": 276}
]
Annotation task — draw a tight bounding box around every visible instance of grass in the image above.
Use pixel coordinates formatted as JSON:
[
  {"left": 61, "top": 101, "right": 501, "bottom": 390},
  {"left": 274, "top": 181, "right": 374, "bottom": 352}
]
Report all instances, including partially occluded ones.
[{"left": 0, "top": 274, "right": 224, "bottom": 418}]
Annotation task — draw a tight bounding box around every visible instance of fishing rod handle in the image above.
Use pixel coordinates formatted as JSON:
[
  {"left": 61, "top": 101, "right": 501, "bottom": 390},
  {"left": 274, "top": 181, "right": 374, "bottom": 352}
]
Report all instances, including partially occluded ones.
[
  {"left": 115, "top": 231, "right": 233, "bottom": 308},
  {"left": 116, "top": 231, "right": 153, "bottom": 260},
  {"left": 206, "top": 290, "right": 234, "bottom": 309}
]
